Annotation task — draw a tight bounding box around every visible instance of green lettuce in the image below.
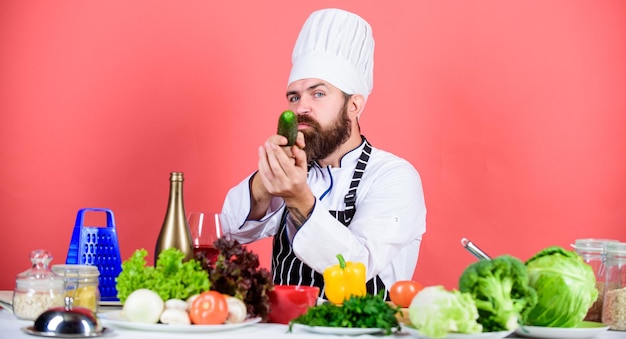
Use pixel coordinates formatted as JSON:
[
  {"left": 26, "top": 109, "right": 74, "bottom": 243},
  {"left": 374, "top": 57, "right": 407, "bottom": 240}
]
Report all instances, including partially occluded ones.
[
  {"left": 523, "top": 246, "right": 597, "bottom": 327},
  {"left": 408, "top": 285, "right": 483, "bottom": 338},
  {"left": 116, "top": 248, "right": 210, "bottom": 303}
]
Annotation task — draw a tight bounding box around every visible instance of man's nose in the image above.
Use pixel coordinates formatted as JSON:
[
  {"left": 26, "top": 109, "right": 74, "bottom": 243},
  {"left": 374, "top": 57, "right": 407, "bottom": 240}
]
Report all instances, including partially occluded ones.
[{"left": 293, "top": 98, "right": 311, "bottom": 115}]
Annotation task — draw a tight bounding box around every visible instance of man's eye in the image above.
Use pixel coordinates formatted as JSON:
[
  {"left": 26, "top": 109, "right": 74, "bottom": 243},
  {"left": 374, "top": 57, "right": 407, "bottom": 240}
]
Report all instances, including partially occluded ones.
[
  {"left": 313, "top": 92, "right": 325, "bottom": 98},
  {"left": 288, "top": 96, "right": 299, "bottom": 102}
]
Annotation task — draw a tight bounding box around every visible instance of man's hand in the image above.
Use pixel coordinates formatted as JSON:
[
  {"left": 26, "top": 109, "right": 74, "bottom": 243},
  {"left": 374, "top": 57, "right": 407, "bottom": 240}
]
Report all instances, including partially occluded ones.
[
  {"left": 248, "top": 132, "right": 313, "bottom": 222},
  {"left": 257, "top": 132, "right": 308, "bottom": 198}
]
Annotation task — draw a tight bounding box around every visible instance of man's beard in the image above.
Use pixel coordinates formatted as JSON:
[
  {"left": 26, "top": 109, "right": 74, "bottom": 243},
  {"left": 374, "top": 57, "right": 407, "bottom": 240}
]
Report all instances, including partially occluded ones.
[{"left": 299, "top": 103, "right": 352, "bottom": 163}]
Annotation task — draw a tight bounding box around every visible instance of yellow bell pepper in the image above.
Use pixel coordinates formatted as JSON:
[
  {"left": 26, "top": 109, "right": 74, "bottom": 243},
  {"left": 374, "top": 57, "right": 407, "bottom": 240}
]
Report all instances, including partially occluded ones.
[{"left": 323, "top": 254, "right": 367, "bottom": 304}]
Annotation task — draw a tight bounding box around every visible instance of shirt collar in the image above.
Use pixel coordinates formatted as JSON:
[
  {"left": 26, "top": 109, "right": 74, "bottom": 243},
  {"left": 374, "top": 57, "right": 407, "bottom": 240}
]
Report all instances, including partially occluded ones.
[{"left": 309, "top": 136, "right": 366, "bottom": 171}]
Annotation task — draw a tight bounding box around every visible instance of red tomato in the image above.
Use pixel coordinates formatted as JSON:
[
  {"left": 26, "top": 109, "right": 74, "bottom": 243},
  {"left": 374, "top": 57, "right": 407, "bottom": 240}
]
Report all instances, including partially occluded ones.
[
  {"left": 389, "top": 280, "right": 424, "bottom": 308},
  {"left": 189, "top": 291, "right": 229, "bottom": 325}
]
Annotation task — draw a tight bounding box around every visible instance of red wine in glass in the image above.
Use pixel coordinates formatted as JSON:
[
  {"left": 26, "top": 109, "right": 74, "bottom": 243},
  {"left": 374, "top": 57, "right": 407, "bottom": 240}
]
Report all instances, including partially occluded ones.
[
  {"left": 189, "top": 212, "right": 222, "bottom": 268},
  {"left": 193, "top": 245, "right": 220, "bottom": 268}
]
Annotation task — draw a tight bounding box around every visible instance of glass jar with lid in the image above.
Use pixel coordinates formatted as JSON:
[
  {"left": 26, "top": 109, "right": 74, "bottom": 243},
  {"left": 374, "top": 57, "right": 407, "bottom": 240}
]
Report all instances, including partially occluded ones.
[
  {"left": 13, "top": 249, "right": 65, "bottom": 320},
  {"left": 602, "top": 241, "right": 626, "bottom": 330},
  {"left": 52, "top": 264, "right": 100, "bottom": 313},
  {"left": 571, "top": 238, "right": 619, "bottom": 322}
]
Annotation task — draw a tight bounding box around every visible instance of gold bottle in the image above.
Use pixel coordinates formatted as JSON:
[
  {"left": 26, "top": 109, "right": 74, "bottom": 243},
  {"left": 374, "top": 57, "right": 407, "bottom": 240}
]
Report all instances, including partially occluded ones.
[{"left": 154, "top": 172, "right": 193, "bottom": 263}]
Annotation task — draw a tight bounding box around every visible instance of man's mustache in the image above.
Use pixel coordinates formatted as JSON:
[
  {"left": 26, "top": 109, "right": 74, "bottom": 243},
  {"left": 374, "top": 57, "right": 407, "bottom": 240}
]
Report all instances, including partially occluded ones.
[{"left": 296, "top": 115, "right": 319, "bottom": 129}]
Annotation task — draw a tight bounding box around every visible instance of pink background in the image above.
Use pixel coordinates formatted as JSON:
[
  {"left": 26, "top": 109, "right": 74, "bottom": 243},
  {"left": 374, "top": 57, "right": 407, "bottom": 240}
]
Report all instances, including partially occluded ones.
[{"left": 1, "top": 1, "right": 625, "bottom": 291}]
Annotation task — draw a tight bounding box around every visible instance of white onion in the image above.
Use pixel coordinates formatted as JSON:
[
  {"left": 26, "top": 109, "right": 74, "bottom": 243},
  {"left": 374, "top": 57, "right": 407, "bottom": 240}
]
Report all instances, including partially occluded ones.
[{"left": 121, "top": 289, "right": 164, "bottom": 324}]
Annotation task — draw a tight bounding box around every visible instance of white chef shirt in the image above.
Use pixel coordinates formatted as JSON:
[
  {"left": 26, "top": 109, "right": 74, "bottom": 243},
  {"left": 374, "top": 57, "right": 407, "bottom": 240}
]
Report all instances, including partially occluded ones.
[{"left": 220, "top": 140, "right": 426, "bottom": 289}]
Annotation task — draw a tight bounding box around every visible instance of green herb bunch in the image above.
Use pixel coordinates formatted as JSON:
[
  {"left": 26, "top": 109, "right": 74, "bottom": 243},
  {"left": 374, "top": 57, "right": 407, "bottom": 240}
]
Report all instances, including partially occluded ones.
[{"left": 289, "top": 293, "right": 402, "bottom": 335}]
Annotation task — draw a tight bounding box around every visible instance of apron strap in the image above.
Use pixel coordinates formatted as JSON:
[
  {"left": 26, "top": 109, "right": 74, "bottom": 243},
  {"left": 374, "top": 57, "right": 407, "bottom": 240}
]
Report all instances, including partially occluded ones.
[{"left": 343, "top": 138, "right": 372, "bottom": 224}]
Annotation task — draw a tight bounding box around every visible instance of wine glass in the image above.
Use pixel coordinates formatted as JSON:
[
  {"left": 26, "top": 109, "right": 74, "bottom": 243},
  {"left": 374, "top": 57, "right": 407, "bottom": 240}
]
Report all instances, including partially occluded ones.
[{"left": 188, "top": 212, "right": 222, "bottom": 268}]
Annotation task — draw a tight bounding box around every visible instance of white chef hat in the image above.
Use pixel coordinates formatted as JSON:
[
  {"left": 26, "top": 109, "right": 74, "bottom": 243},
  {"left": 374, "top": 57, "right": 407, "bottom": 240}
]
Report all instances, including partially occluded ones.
[{"left": 288, "top": 8, "right": 374, "bottom": 101}]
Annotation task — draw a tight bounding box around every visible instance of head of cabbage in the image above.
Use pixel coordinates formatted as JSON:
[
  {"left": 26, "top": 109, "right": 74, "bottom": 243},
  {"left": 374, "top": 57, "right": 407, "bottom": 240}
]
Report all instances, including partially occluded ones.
[
  {"left": 523, "top": 246, "right": 598, "bottom": 327},
  {"left": 408, "top": 285, "right": 482, "bottom": 338}
]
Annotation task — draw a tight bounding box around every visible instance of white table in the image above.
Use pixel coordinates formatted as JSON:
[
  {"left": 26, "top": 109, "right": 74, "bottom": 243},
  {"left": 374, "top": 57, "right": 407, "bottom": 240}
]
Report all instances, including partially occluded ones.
[
  {"left": 0, "top": 291, "right": 623, "bottom": 339},
  {"left": 2, "top": 309, "right": 399, "bottom": 339}
]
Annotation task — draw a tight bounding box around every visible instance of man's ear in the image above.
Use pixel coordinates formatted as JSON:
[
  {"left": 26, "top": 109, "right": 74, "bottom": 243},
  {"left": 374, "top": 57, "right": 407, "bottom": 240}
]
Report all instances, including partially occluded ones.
[{"left": 349, "top": 94, "right": 366, "bottom": 119}]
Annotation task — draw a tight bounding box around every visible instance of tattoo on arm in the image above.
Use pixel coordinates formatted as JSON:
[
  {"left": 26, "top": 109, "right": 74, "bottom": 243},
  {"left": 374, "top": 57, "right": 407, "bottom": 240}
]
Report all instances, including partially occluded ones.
[{"left": 287, "top": 207, "right": 309, "bottom": 228}]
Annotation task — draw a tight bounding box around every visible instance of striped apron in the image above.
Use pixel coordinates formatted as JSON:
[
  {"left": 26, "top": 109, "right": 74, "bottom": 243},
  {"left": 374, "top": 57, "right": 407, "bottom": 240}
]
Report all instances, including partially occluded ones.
[{"left": 270, "top": 138, "right": 389, "bottom": 300}]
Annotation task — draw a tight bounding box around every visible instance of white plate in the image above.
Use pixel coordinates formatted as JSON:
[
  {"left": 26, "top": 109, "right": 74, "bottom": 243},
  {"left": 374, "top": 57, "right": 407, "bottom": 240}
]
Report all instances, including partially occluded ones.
[
  {"left": 514, "top": 322, "right": 610, "bottom": 339},
  {"left": 402, "top": 324, "right": 514, "bottom": 339},
  {"left": 100, "top": 310, "right": 261, "bottom": 332},
  {"left": 291, "top": 323, "right": 386, "bottom": 335}
]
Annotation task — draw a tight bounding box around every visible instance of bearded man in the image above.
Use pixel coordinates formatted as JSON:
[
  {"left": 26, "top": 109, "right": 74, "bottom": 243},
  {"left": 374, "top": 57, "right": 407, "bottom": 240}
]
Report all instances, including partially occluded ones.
[{"left": 220, "top": 8, "right": 427, "bottom": 301}]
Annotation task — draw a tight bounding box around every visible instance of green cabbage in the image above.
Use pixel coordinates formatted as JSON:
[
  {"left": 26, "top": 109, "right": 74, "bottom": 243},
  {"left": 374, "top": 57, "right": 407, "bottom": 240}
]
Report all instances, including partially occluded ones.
[
  {"left": 408, "top": 285, "right": 483, "bottom": 338},
  {"left": 523, "top": 246, "right": 598, "bottom": 327}
]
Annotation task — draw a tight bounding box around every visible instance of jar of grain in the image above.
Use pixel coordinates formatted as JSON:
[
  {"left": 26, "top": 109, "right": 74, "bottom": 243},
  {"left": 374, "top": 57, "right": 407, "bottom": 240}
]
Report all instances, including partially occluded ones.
[
  {"left": 602, "top": 242, "right": 626, "bottom": 330},
  {"left": 13, "top": 249, "right": 65, "bottom": 320},
  {"left": 572, "top": 238, "right": 619, "bottom": 322},
  {"left": 52, "top": 264, "right": 100, "bottom": 313}
]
